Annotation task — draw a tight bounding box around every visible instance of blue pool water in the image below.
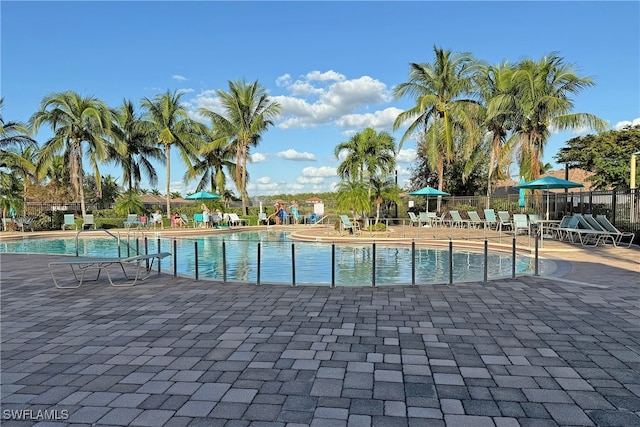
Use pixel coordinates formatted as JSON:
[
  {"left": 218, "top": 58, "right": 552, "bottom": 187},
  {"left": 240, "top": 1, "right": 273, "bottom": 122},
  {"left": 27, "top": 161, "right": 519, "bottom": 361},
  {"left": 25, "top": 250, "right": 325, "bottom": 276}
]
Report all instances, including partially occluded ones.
[{"left": 0, "top": 231, "right": 543, "bottom": 285}]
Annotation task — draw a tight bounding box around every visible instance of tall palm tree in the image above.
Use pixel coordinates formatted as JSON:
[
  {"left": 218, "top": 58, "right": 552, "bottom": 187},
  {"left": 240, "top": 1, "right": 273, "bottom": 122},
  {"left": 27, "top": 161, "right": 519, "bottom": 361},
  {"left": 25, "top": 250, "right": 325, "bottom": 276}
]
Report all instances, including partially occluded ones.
[
  {"left": 185, "top": 124, "right": 237, "bottom": 195},
  {"left": 511, "top": 53, "right": 607, "bottom": 180},
  {"left": 110, "top": 99, "right": 164, "bottom": 194},
  {"left": 30, "top": 91, "right": 113, "bottom": 216},
  {"left": 141, "top": 90, "right": 201, "bottom": 216},
  {"left": 478, "top": 62, "right": 519, "bottom": 206},
  {"left": 369, "top": 175, "right": 400, "bottom": 225},
  {"left": 393, "top": 46, "right": 479, "bottom": 200},
  {"left": 199, "top": 79, "right": 281, "bottom": 214},
  {"left": 334, "top": 127, "right": 396, "bottom": 183}
]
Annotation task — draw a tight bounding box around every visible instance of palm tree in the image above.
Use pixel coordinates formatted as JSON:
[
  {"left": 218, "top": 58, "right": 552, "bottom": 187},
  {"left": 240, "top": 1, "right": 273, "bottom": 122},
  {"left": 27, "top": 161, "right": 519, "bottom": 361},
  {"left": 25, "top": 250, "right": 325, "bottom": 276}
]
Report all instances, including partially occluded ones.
[
  {"left": 141, "top": 90, "right": 201, "bottom": 216},
  {"left": 511, "top": 53, "right": 607, "bottom": 180},
  {"left": 334, "top": 127, "right": 396, "bottom": 183},
  {"left": 1, "top": 98, "right": 37, "bottom": 161},
  {"left": 199, "top": 79, "right": 281, "bottom": 214},
  {"left": 30, "top": 91, "right": 113, "bottom": 216},
  {"left": 336, "top": 178, "right": 369, "bottom": 215},
  {"left": 393, "top": 46, "right": 479, "bottom": 202},
  {"left": 185, "top": 124, "right": 237, "bottom": 194},
  {"left": 477, "top": 62, "right": 519, "bottom": 207},
  {"left": 110, "top": 99, "right": 164, "bottom": 194},
  {"left": 369, "top": 175, "right": 400, "bottom": 225}
]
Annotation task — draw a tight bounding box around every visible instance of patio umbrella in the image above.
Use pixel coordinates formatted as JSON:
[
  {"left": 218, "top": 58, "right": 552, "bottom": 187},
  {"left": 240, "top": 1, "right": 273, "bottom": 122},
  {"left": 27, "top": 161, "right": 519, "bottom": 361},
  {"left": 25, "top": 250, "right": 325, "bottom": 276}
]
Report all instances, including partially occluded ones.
[
  {"left": 514, "top": 176, "right": 583, "bottom": 219},
  {"left": 408, "top": 186, "right": 450, "bottom": 212},
  {"left": 185, "top": 190, "right": 221, "bottom": 201}
]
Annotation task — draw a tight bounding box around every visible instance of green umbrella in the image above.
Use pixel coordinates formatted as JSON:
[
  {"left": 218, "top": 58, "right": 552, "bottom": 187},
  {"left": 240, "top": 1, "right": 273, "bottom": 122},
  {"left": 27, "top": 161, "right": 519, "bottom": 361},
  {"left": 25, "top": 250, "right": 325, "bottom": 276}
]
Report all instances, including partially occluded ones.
[
  {"left": 408, "top": 186, "right": 450, "bottom": 212},
  {"left": 185, "top": 190, "right": 221, "bottom": 201},
  {"left": 514, "top": 176, "right": 583, "bottom": 219}
]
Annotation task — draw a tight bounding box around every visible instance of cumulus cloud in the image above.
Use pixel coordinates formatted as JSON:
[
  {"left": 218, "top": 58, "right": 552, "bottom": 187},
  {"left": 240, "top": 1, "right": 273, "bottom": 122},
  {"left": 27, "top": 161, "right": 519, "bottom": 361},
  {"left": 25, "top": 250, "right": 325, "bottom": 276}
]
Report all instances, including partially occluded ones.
[
  {"left": 172, "top": 75, "right": 188, "bottom": 81},
  {"left": 277, "top": 149, "right": 316, "bottom": 161},
  {"left": 396, "top": 148, "right": 417, "bottom": 163},
  {"left": 273, "top": 73, "right": 392, "bottom": 129},
  {"left": 614, "top": 118, "right": 640, "bottom": 130},
  {"left": 301, "top": 166, "right": 337, "bottom": 177},
  {"left": 297, "top": 176, "right": 324, "bottom": 184},
  {"left": 335, "top": 107, "right": 403, "bottom": 131},
  {"left": 250, "top": 153, "right": 268, "bottom": 163}
]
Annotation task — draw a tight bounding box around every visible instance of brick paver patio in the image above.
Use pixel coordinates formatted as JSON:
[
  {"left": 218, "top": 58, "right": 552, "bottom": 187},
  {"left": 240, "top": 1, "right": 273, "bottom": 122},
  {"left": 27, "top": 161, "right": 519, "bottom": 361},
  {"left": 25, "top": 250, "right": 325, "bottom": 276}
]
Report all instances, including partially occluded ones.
[{"left": 1, "top": 249, "right": 639, "bottom": 426}]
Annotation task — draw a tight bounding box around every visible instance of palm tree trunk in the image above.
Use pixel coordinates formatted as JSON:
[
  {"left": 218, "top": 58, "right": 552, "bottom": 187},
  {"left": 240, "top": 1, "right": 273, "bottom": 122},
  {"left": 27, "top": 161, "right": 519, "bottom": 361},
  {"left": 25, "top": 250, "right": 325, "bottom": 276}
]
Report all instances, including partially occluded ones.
[
  {"left": 437, "top": 157, "right": 445, "bottom": 213},
  {"left": 165, "top": 145, "right": 171, "bottom": 217},
  {"left": 486, "top": 143, "right": 497, "bottom": 210},
  {"left": 241, "top": 143, "right": 248, "bottom": 215}
]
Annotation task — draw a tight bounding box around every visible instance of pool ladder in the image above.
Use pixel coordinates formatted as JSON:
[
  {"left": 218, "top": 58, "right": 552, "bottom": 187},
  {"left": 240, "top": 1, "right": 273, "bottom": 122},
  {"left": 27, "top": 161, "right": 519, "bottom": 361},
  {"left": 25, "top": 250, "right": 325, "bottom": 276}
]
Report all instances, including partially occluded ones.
[{"left": 74, "top": 228, "right": 138, "bottom": 257}]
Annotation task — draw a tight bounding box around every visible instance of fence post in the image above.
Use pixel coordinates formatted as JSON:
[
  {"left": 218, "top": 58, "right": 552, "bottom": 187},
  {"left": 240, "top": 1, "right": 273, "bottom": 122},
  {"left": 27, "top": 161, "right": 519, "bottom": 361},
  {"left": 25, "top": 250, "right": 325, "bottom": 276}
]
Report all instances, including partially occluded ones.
[
  {"left": 194, "top": 241, "right": 199, "bottom": 281},
  {"left": 411, "top": 240, "right": 416, "bottom": 286},
  {"left": 483, "top": 239, "right": 488, "bottom": 284},
  {"left": 144, "top": 237, "right": 149, "bottom": 269},
  {"left": 291, "top": 243, "right": 296, "bottom": 286},
  {"left": 157, "top": 237, "right": 161, "bottom": 274},
  {"left": 372, "top": 243, "right": 376, "bottom": 287},
  {"left": 222, "top": 240, "right": 227, "bottom": 283},
  {"left": 331, "top": 244, "right": 336, "bottom": 288},
  {"left": 448, "top": 239, "right": 453, "bottom": 285},
  {"left": 173, "top": 239, "right": 177, "bottom": 278},
  {"left": 117, "top": 233, "right": 121, "bottom": 258},
  {"left": 534, "top": 233, "right": 539, "bottom": 276},
  {"left": 257, "top": 242, "right": 261, "bottom": 285},
  {"left": 512, "top": 237, "right": 516, "bottom": 279}
]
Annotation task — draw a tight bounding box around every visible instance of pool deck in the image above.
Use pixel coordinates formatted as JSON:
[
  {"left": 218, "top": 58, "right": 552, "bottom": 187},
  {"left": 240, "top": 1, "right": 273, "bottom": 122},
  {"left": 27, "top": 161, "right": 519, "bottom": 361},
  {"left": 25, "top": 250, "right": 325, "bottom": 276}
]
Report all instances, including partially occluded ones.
[{"left": 1, "top": 226, "right": 639, "bottom": 426}]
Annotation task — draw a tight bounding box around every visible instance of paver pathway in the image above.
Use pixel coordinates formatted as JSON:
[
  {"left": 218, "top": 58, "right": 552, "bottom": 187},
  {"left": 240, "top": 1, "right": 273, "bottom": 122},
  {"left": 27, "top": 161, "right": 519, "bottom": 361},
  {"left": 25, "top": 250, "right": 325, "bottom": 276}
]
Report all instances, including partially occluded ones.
[{"left": 1, "top": 253, "right": 639, "bottom": 426}]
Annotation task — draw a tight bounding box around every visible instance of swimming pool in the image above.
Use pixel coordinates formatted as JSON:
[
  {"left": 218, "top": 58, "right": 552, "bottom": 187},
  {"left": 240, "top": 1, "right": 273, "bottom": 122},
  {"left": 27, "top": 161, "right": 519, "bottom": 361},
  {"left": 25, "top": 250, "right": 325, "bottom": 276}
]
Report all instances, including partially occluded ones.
[{"left": 0, "top": 231, "right": 547, "bottom": 285}]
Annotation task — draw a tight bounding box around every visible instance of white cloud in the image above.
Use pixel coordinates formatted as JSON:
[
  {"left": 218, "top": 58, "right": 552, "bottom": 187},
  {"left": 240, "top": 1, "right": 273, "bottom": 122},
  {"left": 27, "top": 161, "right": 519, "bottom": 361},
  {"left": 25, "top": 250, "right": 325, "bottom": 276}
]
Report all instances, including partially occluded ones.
[
  {"left": 396, "top": 148, "right": 417, "bottom": 163},
  {"left": 297, "top": 176, "right": 324, "bottom": 184},
  {"left": 257, "top": 176, "right": 272, "bottom": 184},
  {"left": 335, "top": 107, "right": 403, "bottom": 133},
  {"left": 305, "top": 70, "right": 345, "bottom": 82},
  {"left": 177, "top": 88, "right": 194, "bottom": 95},
  {"left": 614, "top": 117, "right": 640, "bottom": 130},
  {"left": 301, "top": 166, "right": 336, "bottom": 177},
  {"left": 172, "top": 75, "right": 188, "bottom": 81},
  {"left": 277, "top": 149, "right": 316, "bottom": 161},
  {"left": 250, "top": 153, "right": 268, "bottom": 163}
]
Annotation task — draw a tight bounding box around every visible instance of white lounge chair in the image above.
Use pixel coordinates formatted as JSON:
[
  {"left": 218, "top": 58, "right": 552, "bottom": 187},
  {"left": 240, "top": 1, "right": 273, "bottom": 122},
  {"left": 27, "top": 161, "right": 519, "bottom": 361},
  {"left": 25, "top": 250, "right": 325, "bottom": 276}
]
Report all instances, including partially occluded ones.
[
  {"left": 82, "top": 214, "right": 96, "bottom": 230},
  {"left": 123, "top": 214, "right": 142, "bottom": 229},
  {"left": 408, "top": 212, "right": 420, "bottom": 227},
  {"left": 512, "top": 214, "right": 530, "bottom": 235},
  {"left": 227, "top": 213, "right": 247, "bottom": 226},
  {"left": 48, "top": 252, "right": 171, "bottom": 288}
]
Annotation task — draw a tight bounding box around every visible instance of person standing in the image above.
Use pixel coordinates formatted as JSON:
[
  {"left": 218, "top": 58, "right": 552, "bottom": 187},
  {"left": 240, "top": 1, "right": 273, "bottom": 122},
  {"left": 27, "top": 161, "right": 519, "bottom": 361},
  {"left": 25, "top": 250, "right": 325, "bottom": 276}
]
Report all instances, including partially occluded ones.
[{"left": 290, "top": 201, "right": 299, "bottom": 225}]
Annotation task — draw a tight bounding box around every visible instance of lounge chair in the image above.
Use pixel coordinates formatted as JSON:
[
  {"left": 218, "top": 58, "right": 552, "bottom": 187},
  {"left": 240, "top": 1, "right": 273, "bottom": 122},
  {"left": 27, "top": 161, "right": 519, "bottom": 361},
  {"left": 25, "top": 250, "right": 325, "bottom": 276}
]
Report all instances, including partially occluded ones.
[
  {"left": 49, "top": 252, "right": 171, "bottom": 288},
  {"left": 227, "top": 213, "right": 247, "bottom": 226},
  {"left": 512, "top": 214, "right": 530, "bottom": 235},
  {"left": 193, "top": 213, "right": 204, "bottom": 228},
  {"left": 448, "top": 210, "right": 468, "bottom": 228},
  {"left": 483, "top": 209, "right": 498, "bottom": 230},
  {"left": 497, "top": 211, "right": 512, "bottom": 232},
  {"left": 180, "top": 214, "right": 190, "bottom": 227},
  {"left": 62, "top": 214, "right": 77, "bottom": 231},
  {"left": 595, "top": 214, "right": 635, "bottom": 247},
  {"left": 15, "top": 216, "right": 34, "bottom": 232},
  {"left": 466, "top": 211, "right": 484, "bottom": 229},
  {"left": 339, "top": 215, "right": 361, "bottom": 236},
  {"left": 408, "top": 212, "right": 420, "bottom": 227},
  {"left": 258, "top": 212, "right": 269, "bottom": 225},
  {"left": 123, "top": 214, "right": 142, "bottom": 229},
  {"left": 419, "top": 212, "right": 431, "bottom": 227},
  {"left": 558, "top": 215, "right": 612, "bottom": 246},
  {"left": 82, "top": 214, "right": 96, "bottom": 230},
  {"left": 150, "top": 212, "right": 164, "bottom": 229}
]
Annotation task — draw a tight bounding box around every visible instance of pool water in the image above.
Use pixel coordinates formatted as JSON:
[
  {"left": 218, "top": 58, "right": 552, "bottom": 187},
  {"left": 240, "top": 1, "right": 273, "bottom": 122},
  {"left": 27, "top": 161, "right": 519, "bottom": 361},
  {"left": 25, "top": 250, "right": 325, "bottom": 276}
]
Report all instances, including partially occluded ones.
[{"left": 0, "top": 231, "right": 543, "bottom": 285}]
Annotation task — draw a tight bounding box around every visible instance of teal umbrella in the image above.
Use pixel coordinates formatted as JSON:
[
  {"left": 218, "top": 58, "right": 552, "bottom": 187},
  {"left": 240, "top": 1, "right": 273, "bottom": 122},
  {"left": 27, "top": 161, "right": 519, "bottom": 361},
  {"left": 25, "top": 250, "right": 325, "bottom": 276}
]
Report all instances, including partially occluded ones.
[
  {"left": 9, "top": 205, "right": 16, "bottom": 217},
  {"left": 185, "top": 190, "right": 221, "bottom": 201},
  {"left": 518, "top": 177, "right": 526, "bottom": 209},
  {"left": 408, "top": 186, "right": 450, "bottom": 212},
  {"left": 514, "top": 176, "right": 583, "bottom": 219}
]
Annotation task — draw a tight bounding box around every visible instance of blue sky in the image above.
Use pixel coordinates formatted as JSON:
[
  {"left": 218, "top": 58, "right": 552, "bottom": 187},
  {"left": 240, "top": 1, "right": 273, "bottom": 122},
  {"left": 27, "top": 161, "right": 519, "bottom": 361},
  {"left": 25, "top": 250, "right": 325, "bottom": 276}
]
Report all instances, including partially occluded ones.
[{"left": 3, "top": 1, "right": 639, "bottom": 198}]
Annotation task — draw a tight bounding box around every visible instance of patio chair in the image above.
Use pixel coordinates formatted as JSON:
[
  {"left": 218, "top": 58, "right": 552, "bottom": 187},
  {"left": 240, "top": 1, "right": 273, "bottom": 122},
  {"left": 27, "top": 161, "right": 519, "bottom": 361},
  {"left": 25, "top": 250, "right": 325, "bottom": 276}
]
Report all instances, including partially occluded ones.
[
  {"left": 419, "top": 212, "right": 431, "bottom": 227},
  {"left": 466, "top": 211, "right": 484, "bottom": 229},
  {"left": 15, "top": 217, "right": 34, "bottom": 232},
  {"left": 258, "top": 212, "right": 269, "bottom": 225},
  {"left": 497, "top": 211, "right": 512, "bottom": 232},
  {"left": 62, "top": 214, "right": 77, "bottom": 231},
  {"left": 595, "top": 214, "right": 635, "bottom": 247},
  {"left": 82, "top": 214, "right": 96, "bottom": 230},
  {"left": 193, "top": 213, "right": 204, "bottom": 228},
  {"left": 512, "top": 214, "right": 530, "bottom": 235},
  {"left": 150, "top": 212, "right": 164, "bottom": 229},
  {"left": 448, "top": 210, "right": 468, "bottom": 228},
  {"left": 559, "top": 215, "right": 611, "bottom": 246},
  {"left": 582, "top": 214, "right": 621, "bottom": 247},
  {"left": 408, "top": 212, "right": 420, "bottom": 227},
  {"left": 432, "top": 212, "right": 446, "bottom": 227},
  {"left": 483, "top": 209, "right": 498, "bottom": 230},
  {"left": 180, "top": 214, "right": 190, "bottom": 227},
  {"left": 227, "top": 213, "right": 247, "bottom": 226},
  {"left": 124, "top": 214, "right": 142, "bottom": 229},
  {"left": 339, "top": 215, "right": 361, "bottom": 236},
  {"left": 48, "top": 252, "right": 171, "bottom": 288}
]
